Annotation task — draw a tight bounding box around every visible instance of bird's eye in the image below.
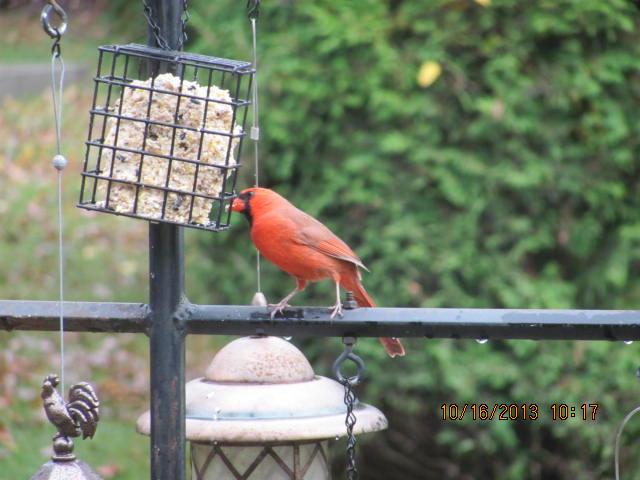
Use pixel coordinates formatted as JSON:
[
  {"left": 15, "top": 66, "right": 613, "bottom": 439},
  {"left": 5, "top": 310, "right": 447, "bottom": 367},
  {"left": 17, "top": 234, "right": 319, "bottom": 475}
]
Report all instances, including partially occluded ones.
[{"left": 238, "top": 190, "right": 254, "bottom": 202}]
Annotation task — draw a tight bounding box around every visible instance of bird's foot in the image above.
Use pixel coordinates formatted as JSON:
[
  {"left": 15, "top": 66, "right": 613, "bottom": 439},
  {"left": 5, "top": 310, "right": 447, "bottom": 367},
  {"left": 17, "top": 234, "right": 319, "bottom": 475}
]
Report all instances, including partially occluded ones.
[
  {"left": 268, "top": 301, "right": 291, "bottom": 319},
  {"left": 329, "top": 302, "right": 344, "bottom": 320}
]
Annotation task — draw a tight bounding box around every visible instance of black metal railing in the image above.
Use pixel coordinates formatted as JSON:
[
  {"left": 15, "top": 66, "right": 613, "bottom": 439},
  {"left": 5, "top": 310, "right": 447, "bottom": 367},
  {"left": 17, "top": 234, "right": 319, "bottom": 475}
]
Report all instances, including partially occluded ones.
[{"left": 2, "top": 300, "right": 640, "bottom": 341}]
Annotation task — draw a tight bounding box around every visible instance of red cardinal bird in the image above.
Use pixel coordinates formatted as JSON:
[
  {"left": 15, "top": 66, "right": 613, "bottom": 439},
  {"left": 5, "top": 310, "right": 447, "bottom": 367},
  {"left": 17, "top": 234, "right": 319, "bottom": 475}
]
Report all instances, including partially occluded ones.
[{"left": 231, "top": 187, "right": 405, "bottom": 358}]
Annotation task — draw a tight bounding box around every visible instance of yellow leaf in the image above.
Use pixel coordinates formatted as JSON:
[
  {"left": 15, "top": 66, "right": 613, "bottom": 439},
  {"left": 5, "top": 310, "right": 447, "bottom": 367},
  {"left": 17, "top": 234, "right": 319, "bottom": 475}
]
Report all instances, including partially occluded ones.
[
  {"left": 474, "top": 0, "right": 491, "bottom": 6},
  {"left": 417, "top": 61, "right": 442, "bottom": 88}
]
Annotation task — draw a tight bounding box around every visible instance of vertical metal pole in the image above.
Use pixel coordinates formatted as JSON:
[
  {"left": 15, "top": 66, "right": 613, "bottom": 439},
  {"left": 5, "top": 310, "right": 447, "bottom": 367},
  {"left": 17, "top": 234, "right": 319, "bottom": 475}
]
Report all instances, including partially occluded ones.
[
  {"left": 146, "top": 2, "right": 186, "bottom": 480},
  {"left": 149, "top": 223, "right": 186, "bottom": 480}
]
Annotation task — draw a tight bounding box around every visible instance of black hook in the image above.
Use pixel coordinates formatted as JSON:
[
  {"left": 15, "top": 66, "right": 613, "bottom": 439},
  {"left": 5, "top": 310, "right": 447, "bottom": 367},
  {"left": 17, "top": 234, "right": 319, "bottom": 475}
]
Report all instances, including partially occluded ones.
[
  {"left": 332, "top": 337, "right": 365, "bottom": 386},
  {"left": 247, "top": 0, "right": 260, "bottom": 20},
  {"left": 51, "top": 32, "right": 61, "bottom": 57}
]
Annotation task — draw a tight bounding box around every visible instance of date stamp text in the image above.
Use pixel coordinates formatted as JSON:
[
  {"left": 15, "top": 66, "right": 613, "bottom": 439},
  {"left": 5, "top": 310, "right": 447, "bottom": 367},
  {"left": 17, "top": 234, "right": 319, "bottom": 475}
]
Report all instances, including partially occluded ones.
[{"left": 440, "top": 403, "right": 599, "bottom": 421}]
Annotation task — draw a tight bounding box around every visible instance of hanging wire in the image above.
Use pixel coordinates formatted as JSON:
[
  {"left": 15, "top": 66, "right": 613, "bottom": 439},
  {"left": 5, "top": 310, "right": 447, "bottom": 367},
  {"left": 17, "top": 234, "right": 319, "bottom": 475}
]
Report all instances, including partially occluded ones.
[
  {"left": 613, "top": 368, "right": 640, "bottom": 480},
  {"left": 248, "top": 1, "right": 263, "bottom": 296},
  {"left": 333, "top": 337, "right": 365, "bottom": 480},
  {"left": 41, "top": 0, "right": 68, "bottom": 394},
  {"left": 614, "top": 405, "right": 640, "bottom": 480},
  {"left": 51, "top": 53, "right": 65, "bottom": 157},
  {"left": 52, "top": 55, "right": 66, "bottom": 393}
]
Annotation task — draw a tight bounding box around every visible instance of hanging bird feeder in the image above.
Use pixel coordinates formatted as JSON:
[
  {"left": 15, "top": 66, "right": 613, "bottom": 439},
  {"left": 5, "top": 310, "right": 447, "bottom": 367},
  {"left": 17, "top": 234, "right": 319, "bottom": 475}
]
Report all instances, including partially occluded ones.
[
  {"left": 136, "top": 336, "right": 387, "bottom": 480},
  {"left": 78, "top": 44, "right": 254, "bottom": 231}
]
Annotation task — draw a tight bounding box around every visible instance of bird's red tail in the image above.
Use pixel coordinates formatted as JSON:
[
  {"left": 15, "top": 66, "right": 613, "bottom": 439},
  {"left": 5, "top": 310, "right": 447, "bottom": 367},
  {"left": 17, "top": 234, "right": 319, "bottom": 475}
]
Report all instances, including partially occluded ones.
[{"left": 340, "top": 276, "right": 405, "bottom": 358}]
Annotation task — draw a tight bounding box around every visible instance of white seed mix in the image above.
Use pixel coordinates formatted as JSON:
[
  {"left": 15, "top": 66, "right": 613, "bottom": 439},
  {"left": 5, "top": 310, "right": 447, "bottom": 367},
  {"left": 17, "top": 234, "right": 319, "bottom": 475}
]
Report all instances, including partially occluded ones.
[{"left": 97, "top": 73, "right": 241, "bottom": 225}]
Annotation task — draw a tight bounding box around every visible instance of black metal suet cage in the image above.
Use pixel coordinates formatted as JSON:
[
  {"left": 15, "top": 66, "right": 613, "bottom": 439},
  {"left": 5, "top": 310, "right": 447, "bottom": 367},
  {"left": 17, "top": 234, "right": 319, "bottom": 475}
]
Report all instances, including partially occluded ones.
[{"left": 78, "top": 44, "right": 254, "bottom": 231}]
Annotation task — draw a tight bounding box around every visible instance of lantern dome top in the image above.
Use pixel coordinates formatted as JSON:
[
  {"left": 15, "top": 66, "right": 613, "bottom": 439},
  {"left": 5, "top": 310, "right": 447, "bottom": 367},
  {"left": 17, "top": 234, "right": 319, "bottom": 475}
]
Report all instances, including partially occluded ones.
[
  {"left": 136, "top": 336, "right": 387, "bottom": 442},
  {"left": 205, "top": 336, "right": 314, "bottom": 383}
]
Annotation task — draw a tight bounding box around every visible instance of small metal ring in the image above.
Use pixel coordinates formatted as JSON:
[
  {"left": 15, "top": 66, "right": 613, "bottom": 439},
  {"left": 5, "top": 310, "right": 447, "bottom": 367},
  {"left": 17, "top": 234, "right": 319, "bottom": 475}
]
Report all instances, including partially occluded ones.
[
  {"left": 332, "top": 345, "right": 366, "bottom": 386},
  {"left": 41, "top": 2, "right": 68, "bottom": 39}
]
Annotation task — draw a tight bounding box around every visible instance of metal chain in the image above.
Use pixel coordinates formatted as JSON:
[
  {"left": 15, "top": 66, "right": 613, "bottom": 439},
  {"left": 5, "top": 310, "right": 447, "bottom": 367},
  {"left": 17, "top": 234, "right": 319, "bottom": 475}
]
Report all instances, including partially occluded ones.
[
  {"left": 142, "top": 0, "right": 169, "bottom": 50},
  {"left": 333, "top": 337, "right": 366, "bottom": 480},
  {"left": 181, "top": 0, "right": 190, "bottom": 46},
  {"left": 343, "top": 378, "right": 359, "bottom": 480},
  {"left": 142, "top": 0, "right": 189, "bottom": 51}
]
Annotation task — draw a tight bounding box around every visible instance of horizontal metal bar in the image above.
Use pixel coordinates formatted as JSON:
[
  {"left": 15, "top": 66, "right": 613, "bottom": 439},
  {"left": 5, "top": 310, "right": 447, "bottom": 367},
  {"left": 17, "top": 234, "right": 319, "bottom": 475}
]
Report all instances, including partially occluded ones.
[
  {"left": 76, "top": 204, "right": 233, "bottom": 233},
  {"left": 188, "top": 305, "right": 640, "bottom": 341},
  {"left": 100, "top": 44, "right": 255, "bottom": 73},
  {"left": 1, "top": 300, "right": 640, "bottom": 341},
  {"left": 0, "top": 300, "right": 149, "bottom": 333}
]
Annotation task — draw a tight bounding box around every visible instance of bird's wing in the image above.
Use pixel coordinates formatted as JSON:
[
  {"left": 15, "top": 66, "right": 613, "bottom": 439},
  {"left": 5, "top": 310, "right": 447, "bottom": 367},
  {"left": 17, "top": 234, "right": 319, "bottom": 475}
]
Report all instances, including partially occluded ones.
[
  {"left": 309, "top": 238, "right": 369, "bottom": 272},
  {"left": 293, "top": 211, "right": 369, "bottom": 272}
]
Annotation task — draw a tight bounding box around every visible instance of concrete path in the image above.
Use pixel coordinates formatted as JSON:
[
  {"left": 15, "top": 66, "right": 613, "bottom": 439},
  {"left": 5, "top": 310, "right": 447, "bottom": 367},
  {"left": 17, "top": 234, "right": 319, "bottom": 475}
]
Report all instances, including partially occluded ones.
[{"left": 0, "top": 63, "right": 90, "bottom": 98}]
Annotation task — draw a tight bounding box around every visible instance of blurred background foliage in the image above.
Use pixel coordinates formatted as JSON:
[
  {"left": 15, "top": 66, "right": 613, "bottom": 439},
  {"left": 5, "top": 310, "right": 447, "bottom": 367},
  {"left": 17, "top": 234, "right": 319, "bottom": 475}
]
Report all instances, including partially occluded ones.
[{"left": 2, "top": 0, "right": 640, "bottom": 479}]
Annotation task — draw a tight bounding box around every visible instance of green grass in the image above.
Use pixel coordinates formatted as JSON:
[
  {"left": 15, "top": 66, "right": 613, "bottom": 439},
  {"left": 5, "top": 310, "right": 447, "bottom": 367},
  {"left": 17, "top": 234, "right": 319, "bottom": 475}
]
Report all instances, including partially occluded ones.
[{"left": 1, "top": 405, "right": 149, "bottom": 480}]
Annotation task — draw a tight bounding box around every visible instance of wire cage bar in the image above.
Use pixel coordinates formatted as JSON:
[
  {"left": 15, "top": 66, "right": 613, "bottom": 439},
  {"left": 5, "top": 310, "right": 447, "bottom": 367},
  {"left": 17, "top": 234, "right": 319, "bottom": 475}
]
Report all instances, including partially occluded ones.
[{"left": 78, "top": 44, "right": 254, "bottom": 231}]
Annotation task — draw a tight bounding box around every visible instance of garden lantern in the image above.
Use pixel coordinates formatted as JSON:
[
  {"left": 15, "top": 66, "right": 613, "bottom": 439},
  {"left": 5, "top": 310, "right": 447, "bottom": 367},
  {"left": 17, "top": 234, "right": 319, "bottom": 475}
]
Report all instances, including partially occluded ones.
[{"left": 136, "top": 336, "right": 387, "bottom": 480}]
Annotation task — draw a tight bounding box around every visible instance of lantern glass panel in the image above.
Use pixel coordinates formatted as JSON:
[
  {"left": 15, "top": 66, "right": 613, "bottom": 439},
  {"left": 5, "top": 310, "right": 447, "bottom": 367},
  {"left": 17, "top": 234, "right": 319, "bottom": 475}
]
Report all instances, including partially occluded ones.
[{"left": 191, "top": 441, "right": 330, "bottom": 480}]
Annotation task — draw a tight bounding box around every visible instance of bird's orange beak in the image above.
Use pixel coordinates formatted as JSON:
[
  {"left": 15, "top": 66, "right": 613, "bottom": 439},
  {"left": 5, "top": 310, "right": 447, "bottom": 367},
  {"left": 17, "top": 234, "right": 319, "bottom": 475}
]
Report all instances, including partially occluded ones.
[{"left": 230, "top": 197, "right": 244, "bottom": 212}]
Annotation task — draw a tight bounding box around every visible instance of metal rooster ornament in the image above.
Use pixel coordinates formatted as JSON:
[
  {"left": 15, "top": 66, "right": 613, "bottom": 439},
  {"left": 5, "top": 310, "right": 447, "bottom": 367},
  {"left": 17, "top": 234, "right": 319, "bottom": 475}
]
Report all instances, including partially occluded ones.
[
  {"left": 29, "top": 375, "right": 103, "bottom": 480},
  {"left": 42, "top": 374, "right": 99, "bottom": 441}
]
